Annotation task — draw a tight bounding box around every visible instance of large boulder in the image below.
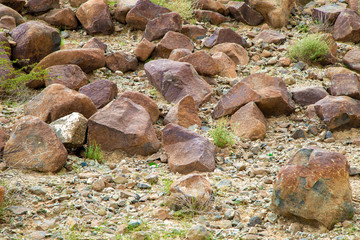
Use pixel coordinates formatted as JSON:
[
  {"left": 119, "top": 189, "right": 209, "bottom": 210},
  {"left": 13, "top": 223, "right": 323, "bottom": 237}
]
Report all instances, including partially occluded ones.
[
  {"left": 0, "top": 126, "right": 8, "bottom": 158},
  {"left": 144, "top": 59, "right": 213, "bottom": 107},
  {"left": 227, "top": 1, "right": 263, "bottom": 26},
  {"left": 312, "top": 4, "right": 346, "bottom": 26},
  {"left": 24, "top": 84, "right": 97, "bottom": 123},
  {"left": 0, "top": 3, "right": 24, "bottom": 24},
  {"left": 0, "top": 0, "right": 25, "bottom": 12},
  {"left": 134, "top": 38, "right": 155, "bottom": 62},
  {"left": 114, "top": 0, "right": 137, "bottom": 24},
  {"left": 254, "top": 30, "right": 286, "bottom": 44},
  {"left": 212, "top": 52, "right": 237, "bottom": 78},
  {"left": 45, "top": 64, "right": 88, "bottom": 90},
  {"left": 332, "top": 9, "right": 360, "bottom": 43},
  {"left": 194, "top": 10, "right": 228, "bottom": 25},
  {"left": 330, "top": 73, "right": 360, "bottom": 99},
  {"left": 87, "top": 97, "right": 160, "bottom": 155},
  {"left": 155, "top": 31, "right": 194, "bottom": 58},
  {"left": 179, "top": 50, "right": 220, "bottom": 76},
  {"left": 3, "top": 116, "right": 67, "bottom": 172},
  {"left": 291, "top": 86, "right": 329, "bottom": 106},
  {"left": 271, "top": 147, "right": 354, "bottom": 229},
  {"left": 204, "top": 28, "right": 247, "bottom": 48},
  {"left": 38, "top": 8, "right": 78, "bottom": 30},
  {"left": 343, "top": 49, "right": 360, "bottom": 73},
  {"left": 210, "top": 42, "right": 249, "bottom": 65},
  {"left": 143, "top": 12, "right": 182, "bottom": 41},
  {"left": 162, "top": 123, "right": 215, "bottom": 174},
  {"left": 197, "top": 0, "right": 227, "bottom": 15},
  {"left": 26, "top": 0, "right": 59, "bottom": 14},
  {"left": 105, "top": 52, "right": 138, "bottom": 73}
]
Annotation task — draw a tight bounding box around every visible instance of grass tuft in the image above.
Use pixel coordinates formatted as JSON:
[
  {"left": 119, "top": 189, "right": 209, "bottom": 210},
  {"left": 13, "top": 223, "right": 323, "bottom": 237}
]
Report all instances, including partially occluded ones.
[
  {"left": 209, "top": 118, "right": 236, "bottom": 148},
  {"left": 84, "top": 141, "right": 104, "bottom": 164},
  {"left": 151, "top": 0, "right": 198, "bottom": 23}
]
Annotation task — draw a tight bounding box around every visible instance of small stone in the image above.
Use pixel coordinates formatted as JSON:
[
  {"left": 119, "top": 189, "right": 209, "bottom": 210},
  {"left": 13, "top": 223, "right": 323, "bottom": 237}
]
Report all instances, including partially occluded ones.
[
  {"left": 292, "top": 129, "right": 306, "bottom": 139},
  {"left": 9, "top": 206, "right": 31, "bottom": 215},
  {"left": 137, "top": 182, "right": 151, "bottom": 189},
  {"left": 92, "top": 179, "right": 105, "bottom": 192},
  {"left": 216, "top": 179, "right": 232, "bottom": 189},
  {"left": 248, "top": 216, "right": 262, "bottom": 227},
  {"left": 187, "top": 224, "right": 210, "bottom": 240},
  {"left": 224, "top": 209, "right": 235, "bottom": 220},
  {"left": 144, "top": 173, "right": 158, "bottom": 184},
  {"left": 29, "top": 187, "right": 47, "bottom": 196},
  {"left": 325, "top": 131, "right": 333, "bottom": 139},
  {"left": 289, "top": 222, "right": 302, "bottom": 234},
  {"left": 128, "top": 219, "right": 141, "bottom": 229}
]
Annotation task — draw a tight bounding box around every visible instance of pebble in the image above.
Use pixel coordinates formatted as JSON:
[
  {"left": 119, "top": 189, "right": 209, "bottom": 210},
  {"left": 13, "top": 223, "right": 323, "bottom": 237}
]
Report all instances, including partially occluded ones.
[
  {"left": 92, "top": 179, "right": 105, "bottom": 192},
  {"left": 248, "top": 216, "right": 262, "bottom": 227},
  {"left": 187, "top": 224, "right": 210, "bottom": 240}
]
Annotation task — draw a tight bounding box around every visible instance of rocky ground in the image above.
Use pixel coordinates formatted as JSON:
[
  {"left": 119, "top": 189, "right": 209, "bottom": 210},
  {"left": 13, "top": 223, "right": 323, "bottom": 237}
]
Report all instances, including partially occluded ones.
[{"left": 1, "top": 0, "right": 360, "bottom": 239}]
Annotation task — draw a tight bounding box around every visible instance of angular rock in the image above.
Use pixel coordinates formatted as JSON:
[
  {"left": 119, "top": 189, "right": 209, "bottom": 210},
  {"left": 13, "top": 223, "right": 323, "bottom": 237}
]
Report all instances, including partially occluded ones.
[
  {"left": 105, "top": 51, "right": 138, "bottom": 73},
  {"left": 125, "top": 0, "right": 170, "bottom": 30},
  {"left": 78, "top": 79, "right": 118, "bottom": 109},
  {"left": 210, "top": 42, "right": 249, "bottom": 65},
  {"left": 0, "top": 126, "right": 8, "bottom": 158},
  {"left": 144, "top": 12, "right": 182, "bottom": 41},
  {"left": 229, "top": 102, "right": 266, "bottom": 140},
  {"left": 69, "top": 0, "right": 86, "bottom": 7},
  {"left": 330, "top": 73, "right": 360, "bottom": 99},
  {"left": 314, "top": 95, "right": 360, "bottom": 130},
  {"left": 272, "top": 147, "right": 354, "bottom": 229},
  {"left": 326, "top": 67, "right": 358, "bottom": 79},
  {"left": 194, "top": 10, "right": 227, "bottom": 25},
  {"left": 76, "top": 0, "right": 114, "bottom": 35},
  {"left": 168, "top": 48, "right": 192, "bottom": 61},
  {"left": 164, "top": 95, "right": 201, "bottom": 128},
  {"left": 0, "top": 0, "right": 25, "bottom": 12},
  {"left": 291, "top": 86, "right": 329, "bottom": 106},
  {"left": 198, "top": 0, "right": 227, "bottom": 15},
  {"left": 204, "top": 28, "right": 247, "bottom": 48},
  {"left": 212, "top": 52, "right": 237, "bottom": 78},
  {"left": 254, "top": 30, "right": 286, "bottom": 44},
  {"left": 332, "top": 9, "right": 360, "bottom": 43},
  {"left": 50, "top": 112, "right": 87, "bottom": 148},
  {"left": 343, "top": 49, "right": 360, "bottom": 73},
  {"left": 227, "top": 1, "right": 263, "bottom": 26},
  {"left": 114, "top": 0, "right": 137, "bottom": 24},
  {"left": 187, "top": 225, "right": 210, "bottom": 240},
  {"left": 0, "top": 3, "right": 24, "bottom": 25},
  {"left": 319, "top": 34, "right": 338, "bottom": 65},
  {"left": 312, "top": 4, "right": 346, "bottom": 26},
  {"left": 45, "top": 64, "right": 88, "bottom": 90},
  {"left": 181, "top": 24, "right": 207, "bottom": 41},
  {"left": 87, "top": 97, "right": 160, "bottom": 155},
  {"left": 162, "top": 123, "right": 215, "bottom": 174},
  {"left": 155, "top": 31, "right": 194, "bottom": 59},
  {"left": 27, "top": 0, "right": 59, "bottom": 14},
  {"left": 134, "top": 38, "right": 155, "bottom": 62},
  {"left": 119, "top": 91, "right": 160, "bottom": 123},
  {"left": 82, "top": 37, "right": 107, "bottom": 52},
  {"left": 144, "top": 59, "right": 213, "bottom": 107},
  {"left": 179, "top": 50, "right": 220, "bottom": 76},
  {"left": 36, "top": 48, "right": 105, "bottom": 73},
  {"left": 24, "top": 84, "right": 97, "bottom": 123},
  {"left": 4, "top": 116, "right": 67, "bottom": 172},
  {"left": 10, "top": 21, "right": 60, "bottom": 67},
  {"left": 38, "top": 8, "right": 78, "bottom": 30}
]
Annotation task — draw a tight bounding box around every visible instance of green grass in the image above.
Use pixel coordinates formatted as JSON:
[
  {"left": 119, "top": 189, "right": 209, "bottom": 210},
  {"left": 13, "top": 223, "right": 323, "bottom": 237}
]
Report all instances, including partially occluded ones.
[
  {"left": 84, "top": 141, "right": 104, "bottom": 163},
  {"left": 288, "top": 34, "right": 330, "bottom": 63},
  {"left": 151, "top": 0, "right": 198, "bottom": 23},
  {"left": 161, "top": 178, "right": 173, "bottom": 196},
  {"left": 209, "top": 118, "right": 236, "bottom": 148}
]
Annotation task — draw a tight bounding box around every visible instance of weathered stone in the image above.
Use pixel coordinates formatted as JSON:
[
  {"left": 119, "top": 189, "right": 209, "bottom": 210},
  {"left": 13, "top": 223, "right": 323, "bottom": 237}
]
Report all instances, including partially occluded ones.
[
  {"left": 38, "top": 8, "right": 78, "bottom": 30},
  {"left": 291, "top": 86, "right": 329, "bottom": 106},
  {"left": 227, "top": 1, "right": 263, "bottom": 26},
  {"left": 144, "top": 12, "right": 182, "bottom": 41},
  {"left": 198, "top": 0, "right": 227, "bottom": 15},
  {"left": 10, "top": 21, "right": 60, "bottom": 67},
  {"left": 212, "top": 52, "right": 237, "bottom": 78},
  {"left": 0, "top": 126, "right": 8, "bottom": 158},
  {"left": 343, "top": 49, "right": 360, "bottom": 73},
  {"left": 319, "top": 34, "right": 338, "bottom": 65},
  {"left": 50, "top": 112, "right": 87, "bottom": 148},
  {"left": 230, "top": 102, "right": 266, "bottom": 140},
  {"left": 332, "top": 9, "right": 360, "bottom": 43},
  {"left": 0, "top": 3, "right": 24, "bottom": 25},
  {"left": 168, "top": 48, "right": 192, "bottom": 61},
  {"left": 210, "top": 42, "right": 249, "bottom": 65},
  {"left": 134, "top": 38, "right": 155, "bottom": 62},
  {"left": 163, "top": 123, "right": 215, "bottom": 174},
  {"left": 144, "top": 59, "right": 213, "bottom": 107},
  {"left": 79, "top": 79, "right": 118, "bottom": 109},
  {"left": 88, "top": 97, "right": 160, "bottom": 155},
  {"left": 27, "top": 0, "right": 59, "bottom": 14},
  {"left": 254, "top": 30, "right": 286, "bottom": 44},
  {"left": 155, "top": 31, "right": 194, "bottom": 58},
  {"left": 45, "top": 64, "right": 88, "bottom": 90},
  {"left": 330, "top": 73, "right": 360, "bottom": 99},
  {"left": 69, "top": 0, "right": 86, "bottom": 7},
  {"left": 105, "top": 52, "right": 138, "bottom": 73},
  {"left": 272, "top": 147, "right": 354, "bottom": 229},
  {"left": 0, "top": 15, "right": 15, "bottom": 30},
  {"left": 179, "top": 50, "right": 220, "bottom": 76},
  {"left": 312, "top": 4, "right": 346, "bottom": 26},
  {"left": 164, "top": 95, "right": 201, "bottom": 128},
  {"left": 194, "top": 10, "right": 228, "bottom": 25},
  {"left": 4, "top": 116, "right": 67, "bottom": 172},
  {"left": 181, "top": 24, "right": 207, "bottom": 40},
  {"left": 325, "top": 67, "right": 359, "bottom": 79},
  {"left": 114, "top": 0, "right": 137, "bottom": 24},
  {"left": 0, "top": 0, "right": 25, "bottom": 12},
  {"left": 24, "top": 84, "right": 97, "bottom": 123},
  {"left": 82, "top": 38, "right": 107, "bottom": 52},
  {"left": 204, "top": 28, "right": 247, "bottom": 48}
]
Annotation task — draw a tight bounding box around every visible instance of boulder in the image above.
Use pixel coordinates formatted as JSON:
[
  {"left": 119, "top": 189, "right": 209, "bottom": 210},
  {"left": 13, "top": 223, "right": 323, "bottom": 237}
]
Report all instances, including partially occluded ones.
[
  {"left": 312, "top": 4, "right": 346, "bottom": 26},
  {"left": 3, "top": 116, "right": 67, "bottom": 172},
  {"left": 168, "top": 48, "right": 192, "bottom": 61},
  {"left": 212, "top": 52, "right": 237, "bottom": 78},
  {"left": 36, "top": 48, "right": 105, "bottom": 73},
  {"left": 0, "top": 3, "right": 24, "bottom": 25},
  {"left": 0, "top": 126, "right": 8, "bottom": 158},
  {"left": 325, "top": 67, "right": 358, "bottom": 79},
  {"left": 144, "top": 59, "right": 213, "bottom": 107},
  {"left": 87, "top": 97, "right": 160, "bottom": 155},
  {"left": 272, "top": 147, "right": 354, "bottom": 229},
  {"left": 76, "top": 0, "right": 114, "bottom": 35},
  {"left": 291, "top": 86, "right": 329, "bottom": 106},
  {"left": 24, "top": 84, "right": 97, "bottom": 123},
  {"left": 227, "top": 1, "right": 263, "bottom": 26},
  {"left": 69, "top": 0, "right": 86, "bottom": 7},
  {"left": 134, "top": 38, "right": 156, "bottom": 62},
  {"left": 210, "top": 42, "right": 249, "bottom": 65},
  {"left": 45, "top": 64, "right": 88, "bottom": 90},
  {"left": 27, "top": 0, "right": 59, "bottom": 14},
  {"left": 179, "top": 50, "right": 220, "bottom": 76},
  {"left": 125, "top": 0, "right": 170, "bottom": 30},
  {"left": 78, "top": 79, "right": 118, "bottom": 109},
  {"left": 204, "top": 28, "right": 247, "bottom": 48},
  {"left": 155, "top": 31, "right": 194, "bottom": 58},
  {"left": 105, "top": 51, "right": 138, "bottom": 73},
  {"left": 330, "top": 73, "right": 360, "bottom": 99},
  {"left": 0, "top": 15, "right": 15, "bottom": 30},
  {"left": 10, "top": 21, "right": 60, "bottom": 67},
  {"left": 0, "top": 0, "right": 25, "bottom": 12},
  {"left": 343, "top": 49, "right": 360, "bottom": 73},
  {"left": 143, "top": 12, "right": 182, "bottom": 41},
  {"left": 194, "top": 10, "right": 228, "bottom": 25},
  {"left": 332, "top": 9, "right": 360, "bottom": 43},
  {"left": 82, "top": 37, "right": 108, "bottom": 52},
  {"left": 254, "top": 30, "right": 286, "bottom": 44},
  {"left": 114, "top": 0, "right": 137, "bottom": 24},
  {"left": 38, "top": 8, "right": 78, "bottom": 30},
  {"left": 50, "top": 112, "right": 87, "bottom": 148},
  {"left": 229, "top": 102, "right": 266, "bottom": 140},
  {"left": 181, "top": 24, "right": 207, "bottom": 40},
  {"left": 164, "top": 95, "right": 201, "bottom": 128},
  {"left": 162, "top": 123, "right": 215, "bottom": 174},
  {"left": 198, "top": 0, "right": 227, "bottom": 15}
]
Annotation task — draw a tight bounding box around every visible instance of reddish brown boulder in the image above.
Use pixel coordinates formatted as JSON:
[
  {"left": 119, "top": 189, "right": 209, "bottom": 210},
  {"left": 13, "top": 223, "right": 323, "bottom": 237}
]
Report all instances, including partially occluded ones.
[
  {"left": 114, "top": 0, "right": 137, "bottom": 24},
  {"left": 119, "top": 91, "right": 160, "bottom": 123},
  {"left": 79, "top": 79, "right": 118, "bottom": 109},
  {"left": 198, "top": 0, "right": 227, "bottom": 15},
  {"left": 82, "top": 37, "right": 107, "bottom": 52},
  {"left": 105, "top": 52, "right": 138, "bottom": 73},
  {"left": 155, "top": 31, "right": 194, "bottom": 58},
  {"left": 330, "top": 73, "right": 360, "bottom": 99},
  {"left": 76, "top": 0, "right": 114, "bottom": 35},
  {"left": 10, "top": 21, "right": 60, "bottom": 67},
  {"left": 3, "top": 116, "right": 67, "bottom": 172},
  {"left": 0, "top": 3, "right": 24, "bottom": 25},
  {"left": 134, "top": 38, "right": 155, "bottom": 62},
  {"left": 314, "top": 95, "right": 360, "bottom": 130},
  {"left": 38, "top": 8, "right": 78, "bottom": 30},
  {"left": 181, "top": 24, "right": 207, "bottom": 41},
  {"left": 27, "top": 0, "right": 59, "bottom": 14},
  {"left": 204, "top": 28, "right": 247, "bottom": 48},
  {"left": 179, "top": 50, "right": 220, "bottom": 76},
  {"left": 36, "top": 48, "right": 105, "bottom": 73},
  {"left": 69, "top": 0, "right": 86, "bottom": 7},
  {"left": 125, "top": 0, "right": 170, "bottom": 30},
  {"left": 0, "top": 15, "right": 15, "bottom": 30},
  {"left": 332, "top": 9, "right": 360, "bottom": 43},
  {"left": 144, "top": 12, "right": 182, "bottom": 41},
  {"left": 24, "top": 84, "right": 97, "bottom": 123},
  {"left": 144, "top": 59, "right": 213, "bottom": 107},
  {"left": 312, "top": 4, "right": 346, "bottom": 26},
  {"left": 272, "top": 147, "right": 354, "bottom": 229},
  {"left": 325, "top": 67, "right": 358, "bottom": 79},
  {"left": 291, "top": 86, "right": 329, "bottom": 106},
  {"left": 0, "top": 126, "right": 8, "bottom": 158},
  {"left": 227, "top": 1, "right": 263, "bottom": 26},
  {"left": 210, "top": 42, "right": 249, "bottom": 65},
  {"left": 0, "top": 32, "right": 10, "bottom": 56},
  {"left": 230, "top": 102, "right": 266, "bottom": 140},
  {"left": 343, "top": 49, "right": 360, "bottom": 73},
  {"left": 0, "top": 0, "right": 25, "bottom": 12},
  {"left": 254, "top": 30, "right": 286, "bottom": 44},
  {"left": 194, "top": 10, "right": 228, "bottom": 26},
  {"left": 212, "top": 52, "right": 237, "bottom": 78},
  {"left": 164, "top": 95, "right": 201, "bottom": 128},
  {"left": 45, "top": 64, "right": 88, "bottom": 90},
  {"left": 168, "top": 48, "right": 192, "bottom": 61},
  {"left": 88, "top": 97, "right": 160, "bottom": 155},
  {"left": 162, "top": 123, "right": 215, "bottom": 174}
]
